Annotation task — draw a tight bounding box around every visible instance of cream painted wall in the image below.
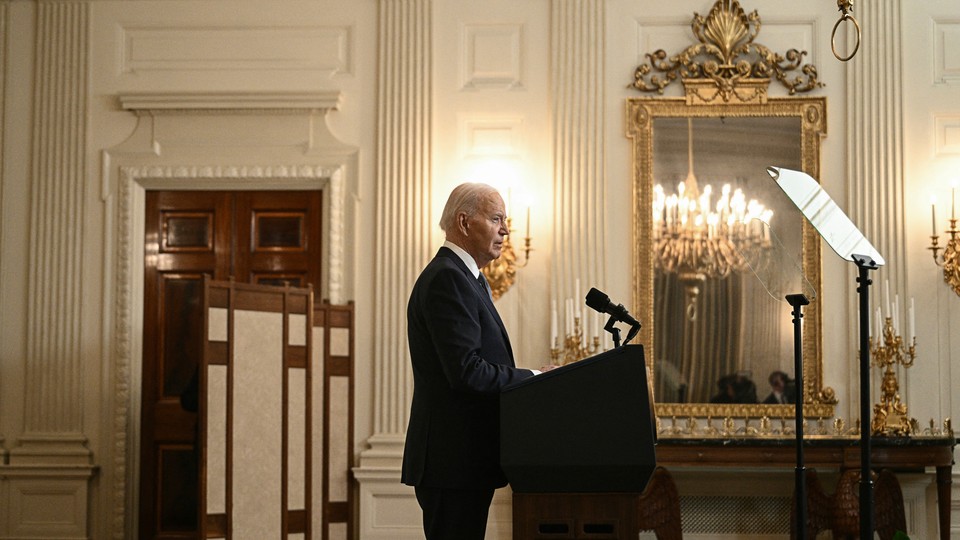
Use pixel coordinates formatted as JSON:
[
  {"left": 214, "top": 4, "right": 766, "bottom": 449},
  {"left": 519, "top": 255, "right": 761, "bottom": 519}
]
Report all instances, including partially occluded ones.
[{"left": 0, "top": 0, "right": 957, "bottom": 539}]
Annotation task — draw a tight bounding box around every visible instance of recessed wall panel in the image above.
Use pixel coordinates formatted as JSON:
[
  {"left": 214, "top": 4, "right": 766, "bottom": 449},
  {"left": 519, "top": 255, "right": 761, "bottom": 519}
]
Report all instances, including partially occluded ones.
[
  {"left": 935, "top": 21, "right": 960, "bottom": 83},
  {"left": 120, "top": 26, "right": 352, "bottom": 75},
  {"left": 461, "top": 24, "right": 523, "bottom": 90},
  {"left": 935, "top": 115, "right": 960, "bottom": 155}
]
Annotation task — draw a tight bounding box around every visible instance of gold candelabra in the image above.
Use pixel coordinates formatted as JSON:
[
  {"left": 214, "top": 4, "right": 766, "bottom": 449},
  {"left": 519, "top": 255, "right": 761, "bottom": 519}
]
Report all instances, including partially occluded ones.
[
  {"left": 869, "top": 316, "right": 916, "bottom": 436},
  {"left": 481, "top": 214, "right": 532, "bottom": 300},
  {"left": 550, "top": 315, "right": 600, "bottom": 366}
]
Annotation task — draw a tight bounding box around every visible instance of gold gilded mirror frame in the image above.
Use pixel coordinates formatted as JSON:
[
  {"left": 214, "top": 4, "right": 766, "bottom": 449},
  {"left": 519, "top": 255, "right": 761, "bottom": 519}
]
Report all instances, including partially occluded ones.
[
  {"left": 625, "top": 0, "right": 835, "bottom": 421},
  {"left": 628, "top": 97, "right": 834, "bottom": 420}
]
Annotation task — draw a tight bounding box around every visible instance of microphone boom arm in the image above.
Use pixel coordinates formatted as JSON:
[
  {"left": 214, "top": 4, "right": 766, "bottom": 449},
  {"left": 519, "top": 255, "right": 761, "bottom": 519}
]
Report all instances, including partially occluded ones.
[{"left": 604, "top": 316, "right": 622, "bottom": 348}]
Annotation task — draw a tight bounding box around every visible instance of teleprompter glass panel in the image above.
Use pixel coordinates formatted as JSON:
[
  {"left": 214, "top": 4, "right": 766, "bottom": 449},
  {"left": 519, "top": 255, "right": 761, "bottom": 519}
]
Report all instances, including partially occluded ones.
[
  {"left": 163, "top": 212, "right": 213, "bottom": 251},
  {"left": 255, "top": 213, "right": 304, "bottom": 250}
]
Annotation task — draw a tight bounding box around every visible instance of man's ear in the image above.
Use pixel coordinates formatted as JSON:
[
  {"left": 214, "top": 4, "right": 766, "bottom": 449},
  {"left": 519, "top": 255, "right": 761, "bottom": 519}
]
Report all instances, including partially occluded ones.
[{"left": 457, "top": 212, "right": 470, "bottom": 235}]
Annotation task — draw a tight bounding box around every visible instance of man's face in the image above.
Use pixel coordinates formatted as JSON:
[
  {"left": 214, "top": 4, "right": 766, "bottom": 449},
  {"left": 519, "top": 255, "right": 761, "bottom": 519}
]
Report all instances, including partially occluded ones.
[{"left": 461, "top": 193, "right": 508, "bottom": 268}]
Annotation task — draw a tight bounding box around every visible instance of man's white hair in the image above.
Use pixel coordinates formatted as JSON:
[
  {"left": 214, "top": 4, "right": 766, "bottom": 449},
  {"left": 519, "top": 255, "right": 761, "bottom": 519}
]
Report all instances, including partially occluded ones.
[{"left": 439, "top": 182, "right": 499, "bottom": 233}]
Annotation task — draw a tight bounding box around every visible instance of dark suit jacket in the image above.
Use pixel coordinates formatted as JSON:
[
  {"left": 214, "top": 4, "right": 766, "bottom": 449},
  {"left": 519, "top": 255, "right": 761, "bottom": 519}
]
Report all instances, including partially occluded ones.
[{"left": 401, "top": 247, "right": 533, "bottom": 490}]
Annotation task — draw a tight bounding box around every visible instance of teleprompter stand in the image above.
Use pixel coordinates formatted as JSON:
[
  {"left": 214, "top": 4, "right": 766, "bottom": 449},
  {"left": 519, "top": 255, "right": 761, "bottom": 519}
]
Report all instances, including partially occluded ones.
[
  {"left": 787, "top": 293, "right": 811, "bottom": 540},
  {"left": 768, "top": 166, "right": 885, "bottom": 540},
  {"left": 854, "top": 254, "right": 880, "bottom": 538},
  {"left": 500, "top": 345, "right": 657, "bottom": 539}
]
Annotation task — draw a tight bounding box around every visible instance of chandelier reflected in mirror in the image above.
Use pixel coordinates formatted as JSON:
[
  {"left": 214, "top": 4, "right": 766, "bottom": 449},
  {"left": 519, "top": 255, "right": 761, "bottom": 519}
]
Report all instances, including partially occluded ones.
[{"left": 652, "top": 119, "right": 773, "bottom": 319}]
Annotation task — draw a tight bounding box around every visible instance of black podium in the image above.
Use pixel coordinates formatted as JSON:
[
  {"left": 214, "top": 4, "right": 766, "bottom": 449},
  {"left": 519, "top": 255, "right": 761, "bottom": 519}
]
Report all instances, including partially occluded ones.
[{"left": 501, "top": 345, "right": 657, "bottom": 539}]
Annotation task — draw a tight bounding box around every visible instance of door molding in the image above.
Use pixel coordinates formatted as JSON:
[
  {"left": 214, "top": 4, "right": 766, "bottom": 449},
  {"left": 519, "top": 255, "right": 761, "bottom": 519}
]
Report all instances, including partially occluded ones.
[
  {"left": 101, "top": 91, "right": 356, "bottom": 538},
  {"left": 113, "top": 164, "right": 345, "bottom": 538}
]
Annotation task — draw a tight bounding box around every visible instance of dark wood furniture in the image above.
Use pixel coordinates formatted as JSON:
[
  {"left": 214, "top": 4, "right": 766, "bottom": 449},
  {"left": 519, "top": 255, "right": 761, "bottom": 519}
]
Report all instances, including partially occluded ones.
[
  {"left": 656, "top": 436, "right": 956, "bottom": 540},
  {"left": 512, "top": 467, "right": 682, "bottom": 540},
  {"left": 793, "top": 468, "right": 907, "bottom": 540}
]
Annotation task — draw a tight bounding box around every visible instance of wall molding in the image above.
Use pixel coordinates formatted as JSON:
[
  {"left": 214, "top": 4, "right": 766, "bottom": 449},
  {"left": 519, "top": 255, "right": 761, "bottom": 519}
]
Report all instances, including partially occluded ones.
[
  {"left": 933, "top": 20, "right": 960, "bottom": 84},
  {"left": 119, "top": 25, "right": 354, "bottom": 76},
  {"left": 109, "top": 163, "right": 345, "bottom": 538}
]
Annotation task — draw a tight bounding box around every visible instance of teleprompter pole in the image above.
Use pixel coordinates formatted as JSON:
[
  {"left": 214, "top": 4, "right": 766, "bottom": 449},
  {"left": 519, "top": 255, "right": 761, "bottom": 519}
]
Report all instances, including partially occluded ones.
[
  {"left": 853, "top": 254, "right": 878, "bottom": 540},
  {"left": 786, "top": 293, "right": 810, "bottom": 539}
]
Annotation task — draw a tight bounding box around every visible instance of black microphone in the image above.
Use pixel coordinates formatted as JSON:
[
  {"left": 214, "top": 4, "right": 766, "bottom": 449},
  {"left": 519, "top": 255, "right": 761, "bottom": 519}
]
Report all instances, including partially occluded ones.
[{"left": 585, "top": 287, "right": 641, "bottom": 328}]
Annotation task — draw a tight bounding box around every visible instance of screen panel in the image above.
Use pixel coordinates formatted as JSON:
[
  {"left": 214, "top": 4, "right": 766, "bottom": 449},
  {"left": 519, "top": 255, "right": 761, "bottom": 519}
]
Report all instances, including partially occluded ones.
[{"left": 201, "top": 279, "right": 313, "bottom": 539}]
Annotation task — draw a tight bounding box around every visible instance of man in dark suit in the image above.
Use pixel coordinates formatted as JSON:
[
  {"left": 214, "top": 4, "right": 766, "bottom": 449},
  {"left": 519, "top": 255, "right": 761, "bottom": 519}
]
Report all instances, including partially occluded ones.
[{"left": 402, "top": 182, "right": 547, "bottom": 540}]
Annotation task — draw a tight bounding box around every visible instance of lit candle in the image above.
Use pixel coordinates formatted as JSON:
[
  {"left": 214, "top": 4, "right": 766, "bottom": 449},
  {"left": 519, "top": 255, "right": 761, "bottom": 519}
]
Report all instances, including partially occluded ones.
[
  {"left": 952, "top": 180, "right": 957, "bottom": 220},
  {"left": 931, "top": 196, "right": 937, "bottom": 236},
  {"left": 884, "top": 280, "right": 891, "bottom": 319},
  {"left": 893, "top": 294, "right": 899, "bottom": 335},
  {"left": 908, "top": 297, "right": 915, "bottom": 342},
  {"left": 551, "top": 300, "right": 558, "bottom": 345},
  {"left": 875, "top": 307, "right": 882, "bottom": 339},
  {"left": 525, "top": 206, "right": 531, "bottom": 238},
  {"left": 581, "top": 305, "right": 588, "bottom": 348}
]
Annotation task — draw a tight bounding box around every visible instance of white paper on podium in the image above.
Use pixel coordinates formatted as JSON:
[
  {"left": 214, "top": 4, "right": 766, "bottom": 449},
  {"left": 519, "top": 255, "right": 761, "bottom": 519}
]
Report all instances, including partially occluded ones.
[{"left": 766, "top": 166, "right": 885, "bottom": 266}]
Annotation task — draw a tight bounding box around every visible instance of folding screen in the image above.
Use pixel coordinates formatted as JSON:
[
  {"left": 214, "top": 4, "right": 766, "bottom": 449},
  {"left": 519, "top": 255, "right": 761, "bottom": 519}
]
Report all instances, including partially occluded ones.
[
  {"left": 201, "top": 279, "right": 313, "bottom": 539},
  {"left": 311, "top": 301, "right": 355, "bottom": 540}
]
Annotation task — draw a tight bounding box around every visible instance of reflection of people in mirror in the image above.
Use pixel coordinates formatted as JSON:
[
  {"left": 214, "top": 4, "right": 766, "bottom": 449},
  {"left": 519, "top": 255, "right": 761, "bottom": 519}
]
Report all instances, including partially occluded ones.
[
  {"left": 762, "top": 370, "right": 796, "bottom": 404},
  {"left": 709, "top": 373, "right": 758, "bottom": 404}
]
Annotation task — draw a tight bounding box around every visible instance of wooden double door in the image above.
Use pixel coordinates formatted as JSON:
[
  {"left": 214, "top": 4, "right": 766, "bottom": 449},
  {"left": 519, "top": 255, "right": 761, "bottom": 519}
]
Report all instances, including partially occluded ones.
[{"left": 139, "top": 190, "right": 322, "bottom": 539}]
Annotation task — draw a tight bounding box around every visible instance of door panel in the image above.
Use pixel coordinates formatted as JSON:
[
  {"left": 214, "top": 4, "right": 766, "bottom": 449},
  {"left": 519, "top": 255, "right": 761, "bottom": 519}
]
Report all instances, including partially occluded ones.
[
  {"left": 140, "top": 190, "right": 322, "bottom": 539},
  {"left": 235, "top": 191, "right": 322, "bottom": 289}
]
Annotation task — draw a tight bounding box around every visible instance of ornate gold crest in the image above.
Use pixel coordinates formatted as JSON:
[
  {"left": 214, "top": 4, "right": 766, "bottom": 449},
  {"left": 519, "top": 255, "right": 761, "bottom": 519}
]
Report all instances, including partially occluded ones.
[{"left": 630, "top": 0, "right": 823, "bottom": 104}]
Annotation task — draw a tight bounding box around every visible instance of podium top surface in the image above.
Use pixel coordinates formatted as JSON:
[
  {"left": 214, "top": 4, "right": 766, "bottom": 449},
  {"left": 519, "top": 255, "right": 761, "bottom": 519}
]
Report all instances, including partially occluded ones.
[{"left": 502, "top": 344, "right": 644, "bottom": 393}]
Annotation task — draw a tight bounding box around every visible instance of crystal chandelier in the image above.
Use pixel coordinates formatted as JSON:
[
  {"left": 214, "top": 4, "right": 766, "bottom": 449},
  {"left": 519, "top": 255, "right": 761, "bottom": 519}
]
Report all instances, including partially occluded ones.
[{"left": 652, "top": 119, "right": 773, "bottom": 317}]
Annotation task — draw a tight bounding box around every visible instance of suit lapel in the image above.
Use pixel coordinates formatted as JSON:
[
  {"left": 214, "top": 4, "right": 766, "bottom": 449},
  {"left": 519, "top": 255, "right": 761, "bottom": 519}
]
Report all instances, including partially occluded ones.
[{"left": 439, "top": 248, "right": 514, "bottom": 360}]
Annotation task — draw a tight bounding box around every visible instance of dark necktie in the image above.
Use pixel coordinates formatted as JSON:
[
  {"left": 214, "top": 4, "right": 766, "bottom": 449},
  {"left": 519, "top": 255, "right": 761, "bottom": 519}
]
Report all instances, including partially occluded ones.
[{"left": 477, "top": 272, "right": 493, "bottom": 301}]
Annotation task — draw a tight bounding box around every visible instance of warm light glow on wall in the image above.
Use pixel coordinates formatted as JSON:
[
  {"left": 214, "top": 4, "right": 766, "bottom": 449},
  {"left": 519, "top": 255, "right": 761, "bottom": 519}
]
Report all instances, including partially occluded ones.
[{"left": 462, "top": 157, "right": 520, "bottom": 202}]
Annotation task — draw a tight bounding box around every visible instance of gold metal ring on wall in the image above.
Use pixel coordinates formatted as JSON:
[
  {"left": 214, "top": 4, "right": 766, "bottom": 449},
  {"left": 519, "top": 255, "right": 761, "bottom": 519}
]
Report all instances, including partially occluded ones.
[{"left": 831, "top": 1, "right": 861, "bottom": 62}]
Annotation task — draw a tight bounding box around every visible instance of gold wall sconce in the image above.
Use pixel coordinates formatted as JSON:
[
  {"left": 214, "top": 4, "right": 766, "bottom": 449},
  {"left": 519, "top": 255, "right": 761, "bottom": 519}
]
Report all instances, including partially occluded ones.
[
  {"left": 928, "top": 185, "right": 960, "bottom": 296},
  {"left": 481, "top": 209, "right": 532, "bottom": 300}
]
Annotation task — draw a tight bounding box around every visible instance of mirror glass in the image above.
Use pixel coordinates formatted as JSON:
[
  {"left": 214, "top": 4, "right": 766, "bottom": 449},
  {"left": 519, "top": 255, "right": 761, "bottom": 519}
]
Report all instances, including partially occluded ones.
[
  {"left": 627, "top": 97, "right": 836, "bottom": 419},
  {"left": 653, "top": 117, "right": 802, "bottom": 404}
]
